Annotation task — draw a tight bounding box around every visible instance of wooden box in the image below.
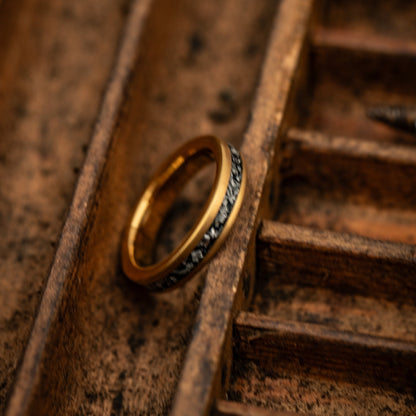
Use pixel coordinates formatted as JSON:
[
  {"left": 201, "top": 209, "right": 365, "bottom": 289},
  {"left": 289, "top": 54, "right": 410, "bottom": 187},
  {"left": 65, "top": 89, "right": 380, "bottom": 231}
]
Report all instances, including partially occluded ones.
[{"left": 1, "top": 0, "right": 416, "bottom": 414}]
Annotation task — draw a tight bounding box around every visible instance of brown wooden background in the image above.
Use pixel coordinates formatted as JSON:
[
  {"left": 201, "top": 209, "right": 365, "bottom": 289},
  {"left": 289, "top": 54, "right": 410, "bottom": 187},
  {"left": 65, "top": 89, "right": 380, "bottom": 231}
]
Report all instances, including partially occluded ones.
[{"left": 1, "top": 0, "right": 416, "bottom": 415}]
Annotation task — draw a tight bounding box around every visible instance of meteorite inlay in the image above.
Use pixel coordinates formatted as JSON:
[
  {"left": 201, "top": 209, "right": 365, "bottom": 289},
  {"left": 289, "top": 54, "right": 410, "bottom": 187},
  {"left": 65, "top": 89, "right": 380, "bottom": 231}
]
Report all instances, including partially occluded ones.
[{"left": 146, "top": 144, "right": 243, "bottom": 291}]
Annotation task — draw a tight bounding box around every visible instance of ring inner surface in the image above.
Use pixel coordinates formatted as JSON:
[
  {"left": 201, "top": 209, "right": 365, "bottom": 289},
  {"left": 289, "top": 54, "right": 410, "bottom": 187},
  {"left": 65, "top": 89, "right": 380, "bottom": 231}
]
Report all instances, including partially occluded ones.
[{"left": 133, "top": 149, "right": 217, "bottom": 268}]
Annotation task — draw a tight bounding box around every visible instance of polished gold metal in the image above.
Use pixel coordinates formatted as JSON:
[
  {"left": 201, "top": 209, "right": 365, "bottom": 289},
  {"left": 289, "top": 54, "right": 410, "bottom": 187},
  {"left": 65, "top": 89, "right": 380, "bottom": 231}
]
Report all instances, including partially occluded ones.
[{"left": 121, "top": 135, "right": 246, "bottom": 291}]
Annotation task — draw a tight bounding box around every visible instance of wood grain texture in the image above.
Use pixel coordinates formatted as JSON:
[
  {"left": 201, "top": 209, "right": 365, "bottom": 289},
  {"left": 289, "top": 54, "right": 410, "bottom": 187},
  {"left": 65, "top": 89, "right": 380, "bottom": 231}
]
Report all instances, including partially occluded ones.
[
  {"left": 215, "top": 400, "right": 302, "bottom": 416},
  {"left": 281, "top": 128, "right": 416, "bottom": 209},
  {"left": 171, "top": 1, "right": 314, "bottom": 414},
  {"left": 320, "top": 0, "right": 416, "bottom": 41},
  {"left": 234, "top": 311, "right": 416, "bottom": 389},
  {"left": 225, "top": 2, "right": 416, "bottom": 415},
  {"left": 3, "top": 0, "right": 416, "bottom": 414},
  {"left": 5, "top": 0, "right": 279, "bottom": 414},
  {"left": 302, "top": 23, "right": 416, "bottom": 146},
  {"left": 277, "top": 192, "right": 416, "bottom": 244},
  {"left": 0, "top": 0, "right": 131, "bottom": 412},
  {"left": 311, "top": 37, "right": 416, "bottom": 125},
  {"left": 5, "top": 1, "right": 153, "bottom": 414},
  {"left": 228, "top": 358, "right": 416, "bottom": 416},
  {"left": 313, "top": 26, "right": 416, "bottom": 57},
  {"left": 278, "top": 131, "right": 416, "bottom": 245},
  {"left": 251, "top": 283, "right": 416, "bottom": 344},
  {"left": 257, "top": 221, "right": 416, "bottom": 302}
]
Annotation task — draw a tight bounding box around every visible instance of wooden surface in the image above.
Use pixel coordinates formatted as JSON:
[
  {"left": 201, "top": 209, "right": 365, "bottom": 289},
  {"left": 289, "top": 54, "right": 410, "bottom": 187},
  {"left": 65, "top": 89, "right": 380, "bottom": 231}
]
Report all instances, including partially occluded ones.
[
  {"left": 227, "top": 0, "right": 416, "bottom": 414},
  {"left": 5, "top": 0, "right": 153, "bottom": 414},
  {"left": 228, "top": 360, "right": 416, "bottom": 415},
  {"left": 3, "top": 0, "right": 279, "bottom": 414},
  {"left": 258, "top": 221, "right": 416, "bottom": 302},
  {"left": 215, "top": 400, "right": 301, "bottom": 416},
  {"left": 282, "top": 128, "right": 416, "bottom": 210},
  {"left": 171, "top": 0, "right": 313, "bottom": 414},
  {"left": 2, "top": 0, "right": 416, "bottom": 415},
  {"left": 0, "top": 0, "right": 131, "bottom": 413},
  {"left": 235, "top": 312, "right": 416, "bottom": 388}
]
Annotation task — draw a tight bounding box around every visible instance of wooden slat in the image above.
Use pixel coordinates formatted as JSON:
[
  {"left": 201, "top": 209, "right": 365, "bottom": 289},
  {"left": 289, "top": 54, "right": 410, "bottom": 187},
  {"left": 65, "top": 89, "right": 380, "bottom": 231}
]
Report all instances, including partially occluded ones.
[
  {"left": 286, "top": 127, "right": 416, "bottom": 164},
  {"left": 278, "top": 195, "right": 416, "bottom": 245},
  {"left": 281, "top": 128, "right": 416, "bottom": 208},
  {"left": 228, "top": 345, "right": 416, "bottom": 415},
  {"left": 313, "top": 26, "right": 416, "bottom": 58},
  {"left": 170, "top": 1, "right": 314, "bottom": 415},
  {"left": 215, "top": 400, "right": 301, "bottom": 416},
  {"left": 318, "top": 0, "right": 416, "bottom": 41},
  {"left": 308, "top": 24, "right": 416, "bottom": 146},
  {"left": 5, "top": 1, "right": 154, "bottom": 415},
  {"left": 234, "top": 312, "right": 416, "bottom": 389},
  {"left": 257, "top": 220, "right": 416, "bottom": 302}
]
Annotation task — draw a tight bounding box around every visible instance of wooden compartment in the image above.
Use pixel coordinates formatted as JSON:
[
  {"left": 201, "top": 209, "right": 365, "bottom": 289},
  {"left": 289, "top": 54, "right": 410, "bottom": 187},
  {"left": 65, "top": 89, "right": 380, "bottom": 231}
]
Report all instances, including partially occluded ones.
[
  {"left": 4, "top": 0, "right": 416, "bottom": 415},
  {"left": 320, "top": 0, "right": 416, "bottom": 40},
  {"left": 232, "top": 0, "right": 416, "bottom": 415},
  {"left": 4, "top": 0, "right": 279, "bottom": 415},
  {"left": 228, "top": 312, "right": 416, "bottom": 415},
  {"left": 277, "top": 0, "right": 416, "bottom": 243},
  {"left": 242, "top": 221, "right": 416, "bottom": 414},
  {"left": 277, "top": 133, "right": 416, "bottom": 243},
  {"left": 0, "top": 0, "right": 131, "bottom": 412},
  {"left": 308, "top": 0, "right": 416, "bottom": 145}
]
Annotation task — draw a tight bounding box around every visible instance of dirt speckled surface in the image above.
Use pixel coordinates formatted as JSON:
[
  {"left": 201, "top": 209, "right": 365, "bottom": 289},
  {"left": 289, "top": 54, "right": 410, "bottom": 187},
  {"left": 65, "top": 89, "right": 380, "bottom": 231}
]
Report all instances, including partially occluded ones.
[
  {"left": 57, "top": 1, "right": 278, "bottom": 414},
  {"left": 229, "top": 360, "right": 416, "bottom": 416},
  {"left": 251, "top": 283, "right": 416, "bottom": 343},
  {"left": 0, "top": 0, "right": 130, "bottom": 410}
]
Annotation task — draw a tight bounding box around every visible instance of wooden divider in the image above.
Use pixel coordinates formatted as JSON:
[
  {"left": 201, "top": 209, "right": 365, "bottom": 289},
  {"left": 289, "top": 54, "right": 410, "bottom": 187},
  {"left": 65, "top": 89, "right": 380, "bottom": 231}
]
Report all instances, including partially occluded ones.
[
  {"left": 225, "top": 1, "right": 416, "bottom": 415},
  {"left": 215, "top": 400, "right": 301, "bottom": 416},
  {"left": 282, "top": 128, "right": 416, "bottom": 209},
  {"left": 313, "top": 26, "right": 416, "bottom": 57},
  {"left": 4, "top": 0, "right": 416, "bottom": 414},
  {"left": 235, "top": 312, "right": 416, "bottom": 389},
  {"left": 257, "top": 221, "right": 416, "bottom": 302}
]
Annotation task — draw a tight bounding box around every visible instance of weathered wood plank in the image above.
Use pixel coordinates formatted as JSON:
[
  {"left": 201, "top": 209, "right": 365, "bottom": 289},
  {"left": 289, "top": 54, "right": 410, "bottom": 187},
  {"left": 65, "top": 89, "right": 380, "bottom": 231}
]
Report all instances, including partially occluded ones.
[
  {"left": 319, "top": 0, "right": 416, "bottom": 43},
  {"left": 215, "top": 400, "right": 301, "bottom": 416},
  {"left": 281, "top": 127, "right": 416, "bottom": 208},
  {"left": 225, "top": 2, "right": 416, "bottom": 415},
  {"left": 286, "top": 128, "right": 416, "bottom": 163},
  {"left": 228, "top": 357, "right": 416, "bottom": 415},
  {"left": 258, "top": 221, "right": 416, "bottom": 302},
  {"left": 250, "top": 282, "right": 416, "bottom": 344},
  {"left": 5, "top": 1, "right": 154, "bottom": 415},
  {"left": 234, "top": 311, "right": 416, "bottom": 389},
  {"left": 170, "top": 1, "right": 315, "bottom": 414},
  {"left": 313, "top": 26, "right": 416, "bottom": 57},
  {"left": 0, "top": 0, "right": 134, "bottom": 412}
]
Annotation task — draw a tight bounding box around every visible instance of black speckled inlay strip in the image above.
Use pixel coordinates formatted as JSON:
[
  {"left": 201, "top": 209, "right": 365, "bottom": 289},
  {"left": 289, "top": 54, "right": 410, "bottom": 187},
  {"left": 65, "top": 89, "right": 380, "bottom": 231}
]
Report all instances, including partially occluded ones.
[{"left": 146, "top": 144, "right": 243, "bottom": 291}]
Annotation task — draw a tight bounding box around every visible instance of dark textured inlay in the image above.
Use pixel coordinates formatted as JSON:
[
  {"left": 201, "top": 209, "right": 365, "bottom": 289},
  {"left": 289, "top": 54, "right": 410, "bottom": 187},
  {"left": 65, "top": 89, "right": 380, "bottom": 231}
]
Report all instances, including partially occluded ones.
[{"left": 146, "top": 144, "right": 243, "bottom": 291}]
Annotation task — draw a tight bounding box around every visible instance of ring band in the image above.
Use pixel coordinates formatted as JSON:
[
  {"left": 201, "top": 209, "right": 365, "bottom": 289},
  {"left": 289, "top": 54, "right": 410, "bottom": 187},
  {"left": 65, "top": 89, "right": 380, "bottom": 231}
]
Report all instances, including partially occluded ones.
[{"left": 121, "top": 135, "right": 246, "bottom": 291}]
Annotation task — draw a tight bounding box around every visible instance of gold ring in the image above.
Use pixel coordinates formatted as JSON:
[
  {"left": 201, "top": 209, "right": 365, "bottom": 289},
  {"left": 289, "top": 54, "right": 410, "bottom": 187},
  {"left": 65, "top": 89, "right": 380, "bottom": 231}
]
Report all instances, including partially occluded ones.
[{"left": 121, "top": 135, "right": 246, "bottom": 291}]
